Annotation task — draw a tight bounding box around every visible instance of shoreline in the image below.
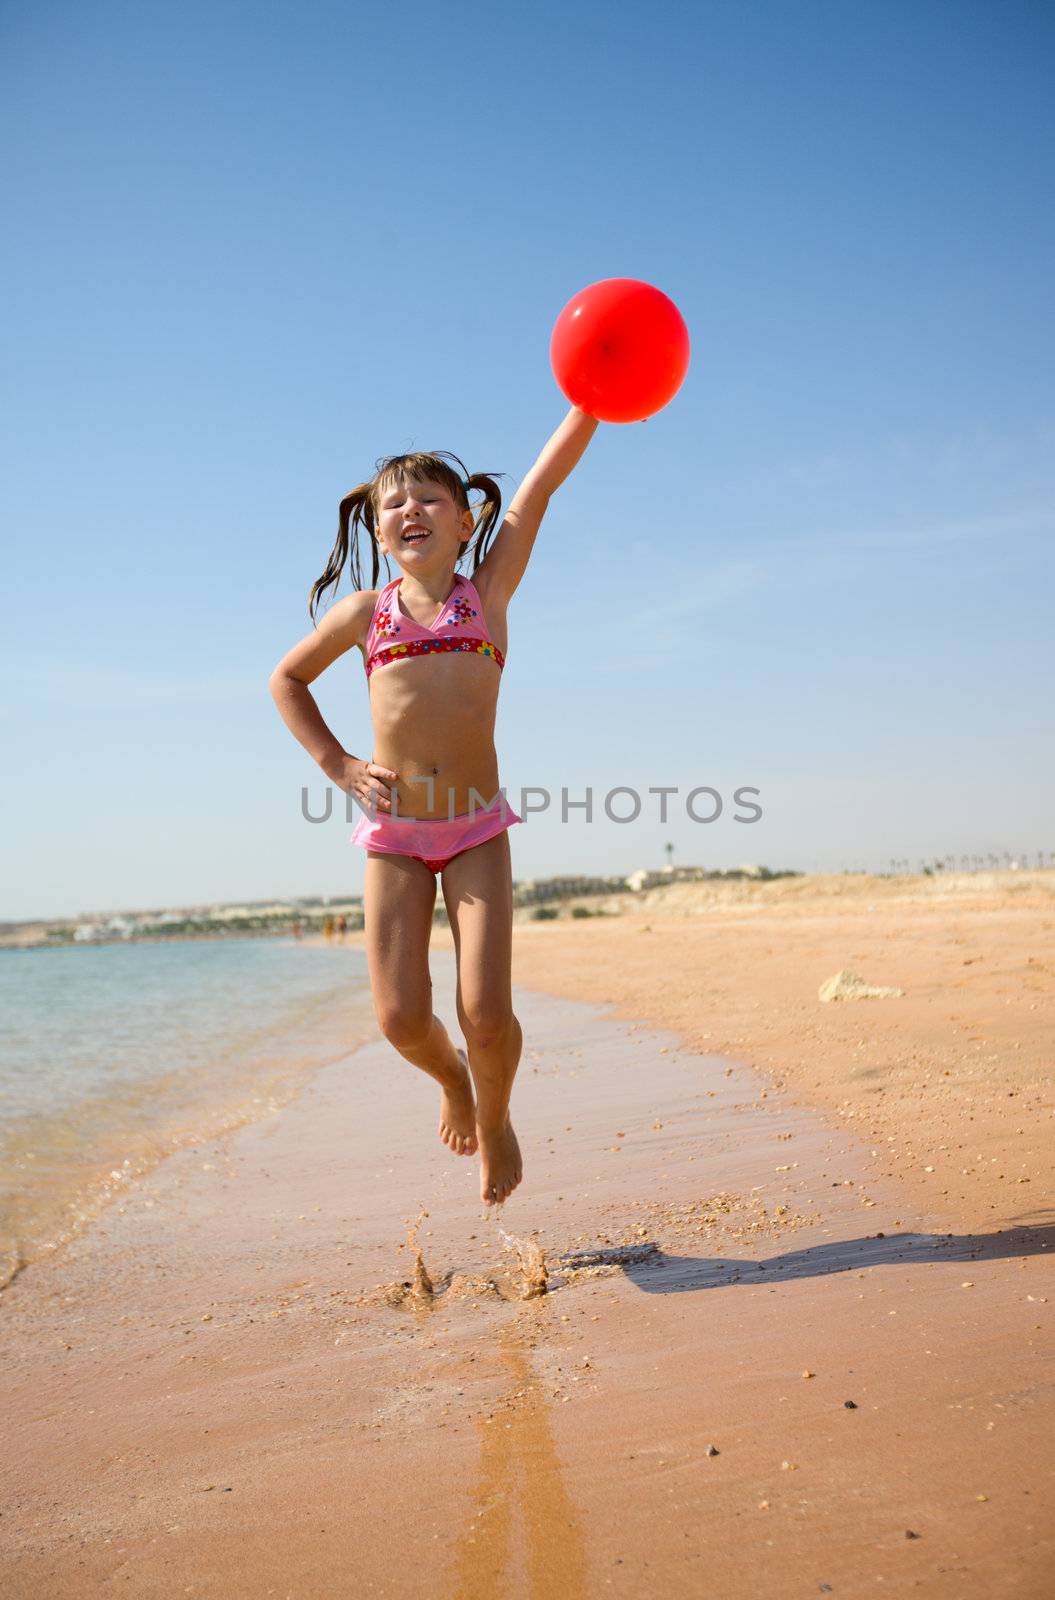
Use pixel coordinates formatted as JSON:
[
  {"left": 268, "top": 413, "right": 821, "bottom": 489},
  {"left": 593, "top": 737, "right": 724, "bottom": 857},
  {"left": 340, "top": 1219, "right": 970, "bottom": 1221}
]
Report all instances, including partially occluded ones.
[
  {"left": 0, "top": 945, "right": 379, "bottom": 1287},
  {"left": 0, "top": 929, "right": 340, "bottom": 952}
]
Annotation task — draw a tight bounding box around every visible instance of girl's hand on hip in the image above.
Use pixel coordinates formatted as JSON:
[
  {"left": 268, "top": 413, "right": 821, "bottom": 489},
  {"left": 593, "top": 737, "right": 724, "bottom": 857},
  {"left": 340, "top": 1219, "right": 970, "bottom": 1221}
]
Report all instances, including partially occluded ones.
[{"left": 341, "top": 756, "right": 398, "bottom": 813}]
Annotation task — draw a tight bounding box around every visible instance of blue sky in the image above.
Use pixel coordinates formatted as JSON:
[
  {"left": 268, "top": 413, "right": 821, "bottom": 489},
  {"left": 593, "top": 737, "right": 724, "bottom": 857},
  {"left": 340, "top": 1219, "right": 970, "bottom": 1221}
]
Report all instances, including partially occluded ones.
[{"left": 2, "top": 0, "right": 1053, "bottom": 919}]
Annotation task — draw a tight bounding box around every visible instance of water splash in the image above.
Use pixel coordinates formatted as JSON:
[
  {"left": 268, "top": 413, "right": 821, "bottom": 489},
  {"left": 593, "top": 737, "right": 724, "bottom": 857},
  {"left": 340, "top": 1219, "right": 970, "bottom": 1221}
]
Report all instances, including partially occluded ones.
[
  {"left": 404, "top": 1207, "right": 434, "bottom": 1300},
  {"left": 498, "top": 1226, "right": 548, "bottom": 1298}
]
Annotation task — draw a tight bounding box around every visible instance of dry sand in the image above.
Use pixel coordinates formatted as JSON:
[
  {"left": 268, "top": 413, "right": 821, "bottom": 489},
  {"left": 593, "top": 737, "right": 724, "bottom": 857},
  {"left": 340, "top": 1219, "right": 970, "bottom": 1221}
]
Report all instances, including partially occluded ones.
[
  {"left": 502, "top": 870, "right": 1055, "bottom": 1232},
  {"left": 1, "top": 872, "right": 1052, "bottom": 1597}
]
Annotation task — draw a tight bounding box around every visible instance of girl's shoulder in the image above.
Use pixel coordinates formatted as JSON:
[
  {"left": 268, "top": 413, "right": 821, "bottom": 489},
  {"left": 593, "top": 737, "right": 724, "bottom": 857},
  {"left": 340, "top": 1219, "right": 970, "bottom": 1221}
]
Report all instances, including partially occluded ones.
[
  {"left": 317, "top": 587, "right": 387, "bottom": 653},
  {"left": 352, "top": 579, "right": 397, "bottom": 616},
  {"left": 342, "top": 584, "right": 390, "bottom": 613}
]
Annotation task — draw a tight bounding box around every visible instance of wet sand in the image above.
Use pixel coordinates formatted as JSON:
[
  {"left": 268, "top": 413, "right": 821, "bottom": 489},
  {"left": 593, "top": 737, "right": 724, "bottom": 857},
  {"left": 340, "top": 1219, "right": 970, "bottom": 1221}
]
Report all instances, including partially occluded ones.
[{"left": 2, "top": 875, "right": 1053, "bottom": 1596}]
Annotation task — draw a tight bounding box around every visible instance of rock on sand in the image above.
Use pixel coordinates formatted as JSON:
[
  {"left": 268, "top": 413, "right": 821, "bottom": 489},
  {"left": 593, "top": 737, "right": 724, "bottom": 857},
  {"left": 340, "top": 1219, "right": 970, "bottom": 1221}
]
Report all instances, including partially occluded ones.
[{"left": 818, "top": 968, "right": 905, "bottom": 1003}]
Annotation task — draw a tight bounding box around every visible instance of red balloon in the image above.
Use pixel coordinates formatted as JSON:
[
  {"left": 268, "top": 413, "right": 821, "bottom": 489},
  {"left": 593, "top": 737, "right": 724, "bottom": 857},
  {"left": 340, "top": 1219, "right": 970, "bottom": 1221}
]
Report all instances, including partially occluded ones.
[{"left": 550, "top": 277, "right": 690, "bottom": 423}]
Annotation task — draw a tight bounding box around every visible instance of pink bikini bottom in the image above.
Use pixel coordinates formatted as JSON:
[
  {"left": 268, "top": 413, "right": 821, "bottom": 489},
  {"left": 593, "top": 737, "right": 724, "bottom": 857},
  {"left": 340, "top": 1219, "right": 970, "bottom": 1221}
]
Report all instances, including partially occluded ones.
[{"left": 349, "top": 792, "right": 522, "bottom": 875}]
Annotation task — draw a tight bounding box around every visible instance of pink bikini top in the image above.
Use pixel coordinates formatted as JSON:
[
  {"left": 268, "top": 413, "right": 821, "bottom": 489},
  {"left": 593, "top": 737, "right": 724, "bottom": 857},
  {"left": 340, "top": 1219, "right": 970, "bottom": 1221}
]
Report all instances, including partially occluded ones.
[{"left": 364, "top": 573, "right": 506, "bottom": 679}]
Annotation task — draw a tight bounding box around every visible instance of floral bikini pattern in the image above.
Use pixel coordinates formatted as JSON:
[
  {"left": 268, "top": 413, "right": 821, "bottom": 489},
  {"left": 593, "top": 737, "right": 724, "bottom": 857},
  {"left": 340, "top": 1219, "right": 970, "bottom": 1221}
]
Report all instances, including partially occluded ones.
[
  {"left": 366, "top": 637, "right": 504, "bottom": 677},
  {"left": 443, "top": 595, "right": 476, "bottom": 627},
  {"left": 365, "top": 581, "right": 502, "bottom": 677},
  {"left": 374, "top": 605, "right": 401, "bottom": 641},
  {"left": 374, "top": 589, "right": 470, "bottom": 640}
]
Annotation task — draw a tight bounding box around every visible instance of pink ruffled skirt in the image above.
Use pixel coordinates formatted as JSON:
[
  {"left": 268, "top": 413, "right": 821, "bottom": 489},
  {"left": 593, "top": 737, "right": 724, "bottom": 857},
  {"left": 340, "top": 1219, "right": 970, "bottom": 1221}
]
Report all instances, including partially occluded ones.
[{"left": 349, "top": 791, "right": 521, "bottom": 874}]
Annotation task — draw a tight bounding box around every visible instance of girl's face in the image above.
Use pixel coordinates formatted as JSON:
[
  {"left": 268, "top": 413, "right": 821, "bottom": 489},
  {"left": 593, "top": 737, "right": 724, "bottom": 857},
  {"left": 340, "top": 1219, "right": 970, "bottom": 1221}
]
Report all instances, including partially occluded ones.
[{"left": 376, "top": 476, "right": 473, "bottom": 571}]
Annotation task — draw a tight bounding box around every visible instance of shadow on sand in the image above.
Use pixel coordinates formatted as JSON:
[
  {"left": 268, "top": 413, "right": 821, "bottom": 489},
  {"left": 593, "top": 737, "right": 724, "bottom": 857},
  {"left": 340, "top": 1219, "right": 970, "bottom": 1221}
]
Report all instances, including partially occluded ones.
[{"left": 556, "top": 1218, "right": 1054, "bottom": 1296}]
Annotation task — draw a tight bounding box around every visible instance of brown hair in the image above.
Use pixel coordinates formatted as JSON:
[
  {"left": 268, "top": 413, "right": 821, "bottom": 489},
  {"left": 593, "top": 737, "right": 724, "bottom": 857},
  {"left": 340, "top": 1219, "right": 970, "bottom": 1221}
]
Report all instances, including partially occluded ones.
[{"left": 309, "top": 450, "right": 505, "bottom": 622}]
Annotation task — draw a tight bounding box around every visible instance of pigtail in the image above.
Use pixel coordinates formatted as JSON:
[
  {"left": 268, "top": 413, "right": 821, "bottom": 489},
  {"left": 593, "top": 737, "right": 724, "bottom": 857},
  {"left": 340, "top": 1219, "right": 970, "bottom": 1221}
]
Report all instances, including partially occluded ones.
[
  {"left": 462, "top": 472, "right": 504, "bottom": 574},
  {"left": 309, "top": 480, "right": 386, "bottom": 623}
]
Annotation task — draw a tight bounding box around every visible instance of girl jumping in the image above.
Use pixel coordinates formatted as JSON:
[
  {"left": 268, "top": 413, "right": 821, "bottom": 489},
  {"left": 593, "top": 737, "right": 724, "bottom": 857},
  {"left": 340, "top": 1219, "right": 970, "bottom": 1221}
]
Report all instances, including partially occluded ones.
[{"left": 269, "top": 405, "right": 599, "bottom": 1207}]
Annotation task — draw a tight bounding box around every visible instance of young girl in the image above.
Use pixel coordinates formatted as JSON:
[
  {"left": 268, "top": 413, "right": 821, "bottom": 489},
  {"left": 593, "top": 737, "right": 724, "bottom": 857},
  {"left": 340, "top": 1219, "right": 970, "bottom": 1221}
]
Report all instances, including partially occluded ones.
[{"left": 269, "top": 405, "right": 599, "bottom": 1207}]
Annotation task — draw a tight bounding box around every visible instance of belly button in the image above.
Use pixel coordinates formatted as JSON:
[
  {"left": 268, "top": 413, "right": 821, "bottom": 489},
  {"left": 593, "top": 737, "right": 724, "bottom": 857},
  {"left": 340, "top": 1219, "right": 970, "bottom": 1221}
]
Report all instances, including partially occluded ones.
[{"left": 432, "top": 766, "right": 439, "bottom": 775}]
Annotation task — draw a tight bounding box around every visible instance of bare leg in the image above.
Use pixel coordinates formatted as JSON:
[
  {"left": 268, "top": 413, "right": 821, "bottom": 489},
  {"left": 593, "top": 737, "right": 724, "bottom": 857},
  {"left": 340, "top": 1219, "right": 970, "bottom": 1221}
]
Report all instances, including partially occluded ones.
[
  {"left": 442, "top": 830, "right": 523, "bottom": 1205},
  {"left": 363, "top": 852, "right": 477, "bottom": 1155}
]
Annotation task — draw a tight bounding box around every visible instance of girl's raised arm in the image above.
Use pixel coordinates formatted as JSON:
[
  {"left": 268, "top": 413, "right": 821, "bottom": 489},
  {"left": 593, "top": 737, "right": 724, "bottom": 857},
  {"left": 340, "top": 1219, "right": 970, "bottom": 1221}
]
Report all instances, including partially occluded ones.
[{"left": 475, "top": 405, "right": 599, "bottom": 607}]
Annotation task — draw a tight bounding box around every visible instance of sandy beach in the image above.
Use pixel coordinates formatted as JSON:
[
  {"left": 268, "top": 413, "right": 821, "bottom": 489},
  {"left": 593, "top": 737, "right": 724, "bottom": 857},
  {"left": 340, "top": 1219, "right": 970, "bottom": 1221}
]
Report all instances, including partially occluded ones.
[
  {"left": 503, "top": 869, "right": 1055, "bottom": 1233},
  {"left": 2, "top": 872, "right": 1052, "bottom": 1597}
]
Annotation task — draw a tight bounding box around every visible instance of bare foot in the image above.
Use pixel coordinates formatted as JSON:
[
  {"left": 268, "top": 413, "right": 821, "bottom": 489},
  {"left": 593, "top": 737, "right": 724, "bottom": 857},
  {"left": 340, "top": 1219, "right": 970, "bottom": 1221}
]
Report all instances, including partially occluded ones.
[
  {"left": 438, "top": 1048, "right": 478, "bottom": 1156},
  {"left": 477, "top": 1117, "right": 523, "bottom": 1206}
]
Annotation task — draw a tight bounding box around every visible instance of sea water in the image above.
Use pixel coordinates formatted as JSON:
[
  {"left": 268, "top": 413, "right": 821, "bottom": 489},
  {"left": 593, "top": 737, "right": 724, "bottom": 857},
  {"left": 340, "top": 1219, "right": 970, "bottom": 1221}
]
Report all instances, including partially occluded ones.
[{"left": 0, "top": 937, "right": 374, "bottom": 1273}]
